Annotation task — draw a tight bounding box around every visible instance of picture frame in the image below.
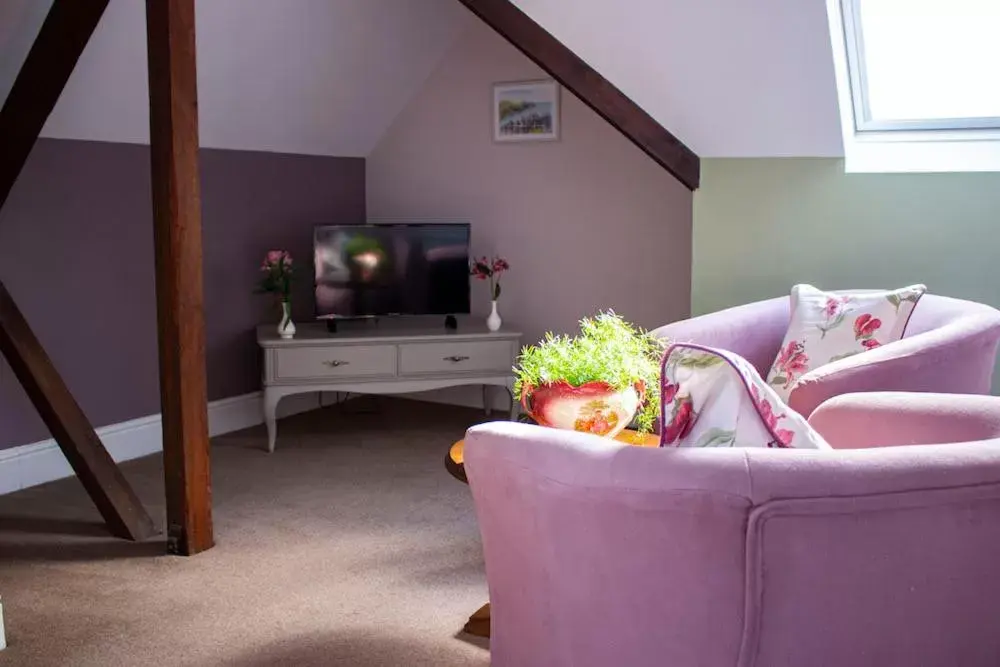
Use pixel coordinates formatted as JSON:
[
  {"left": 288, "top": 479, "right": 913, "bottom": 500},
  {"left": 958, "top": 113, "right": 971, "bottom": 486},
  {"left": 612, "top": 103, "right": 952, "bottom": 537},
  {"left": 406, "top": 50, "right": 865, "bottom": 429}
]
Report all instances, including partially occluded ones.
[{"left": 493, "top": 80, "right": 560, "bottom": 143}]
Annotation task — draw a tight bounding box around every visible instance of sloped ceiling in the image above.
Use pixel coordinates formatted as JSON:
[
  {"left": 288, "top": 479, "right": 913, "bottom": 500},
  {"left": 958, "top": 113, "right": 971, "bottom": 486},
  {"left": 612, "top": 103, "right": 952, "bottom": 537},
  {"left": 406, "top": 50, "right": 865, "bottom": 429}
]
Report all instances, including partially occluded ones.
[
  {"left": 0, "top": 0, "right": 473, "bottom": 157},
  {"left": 509, "top": 0, "right": 844, "bottom": 158},
  {"left": 2, "top": 0, "right": 844, "bottom": 158}
]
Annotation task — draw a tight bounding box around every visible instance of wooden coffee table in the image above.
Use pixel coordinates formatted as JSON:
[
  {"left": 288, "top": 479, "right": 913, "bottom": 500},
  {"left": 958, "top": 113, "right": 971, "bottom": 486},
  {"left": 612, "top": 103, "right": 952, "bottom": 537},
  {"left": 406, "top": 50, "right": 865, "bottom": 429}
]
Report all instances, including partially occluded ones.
[{"left": 446, "top": 428, "right": 660, "bottom": 637}]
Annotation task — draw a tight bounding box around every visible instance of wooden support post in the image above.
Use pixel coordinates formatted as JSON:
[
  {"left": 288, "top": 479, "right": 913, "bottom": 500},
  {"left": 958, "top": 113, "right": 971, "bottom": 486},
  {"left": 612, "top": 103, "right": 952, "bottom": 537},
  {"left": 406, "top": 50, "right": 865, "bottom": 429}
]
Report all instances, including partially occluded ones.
[
  {"left": 145, "top": 0, "right": 213, "bottom": 556},
  {"left": 0, "top": 0, "right": 157, "bottom": 541},
  {"left": 0, "top": 283, "right": 157, "bottom": 540},
  {"left": 455, "top": 0, "right": 700, "bottom": 190}
]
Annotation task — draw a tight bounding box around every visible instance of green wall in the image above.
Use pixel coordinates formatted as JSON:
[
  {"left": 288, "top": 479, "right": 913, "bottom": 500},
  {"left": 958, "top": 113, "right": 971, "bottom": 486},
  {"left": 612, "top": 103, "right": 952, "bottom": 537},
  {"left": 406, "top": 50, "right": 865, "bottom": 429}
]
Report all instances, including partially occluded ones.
[{"left": 693, "top": 158, "right": 1000, "bottom": 317}]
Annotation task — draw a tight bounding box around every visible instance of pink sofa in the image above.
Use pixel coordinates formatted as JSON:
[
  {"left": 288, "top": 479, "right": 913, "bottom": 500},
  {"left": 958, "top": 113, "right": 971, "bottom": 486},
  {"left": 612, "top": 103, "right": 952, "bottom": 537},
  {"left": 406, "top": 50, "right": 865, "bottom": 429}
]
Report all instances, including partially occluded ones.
[
  {"left": 464, "top": 393, "right": 1000, "bottom": 667},
  {"left": 651, "top": 294, "right": 1000, "bottom": 416}
]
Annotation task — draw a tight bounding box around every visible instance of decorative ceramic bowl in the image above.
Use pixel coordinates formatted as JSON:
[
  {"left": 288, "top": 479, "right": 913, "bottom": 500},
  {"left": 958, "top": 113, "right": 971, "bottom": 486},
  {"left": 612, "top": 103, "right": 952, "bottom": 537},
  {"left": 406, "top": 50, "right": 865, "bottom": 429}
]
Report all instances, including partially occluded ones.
[{"left": 521, "top": 380, "right": 645, "bottom": 438}]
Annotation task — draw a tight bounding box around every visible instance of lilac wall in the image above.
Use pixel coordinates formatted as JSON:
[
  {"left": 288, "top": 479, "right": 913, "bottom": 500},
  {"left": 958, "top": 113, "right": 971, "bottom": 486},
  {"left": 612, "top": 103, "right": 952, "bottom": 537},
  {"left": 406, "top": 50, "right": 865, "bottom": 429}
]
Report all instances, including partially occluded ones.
[
  {"left": 0, "top": 139, "right": 364, "bottom": 449},
  {"left": 367, "top": 22, "right": 693, "bottom": 348}
]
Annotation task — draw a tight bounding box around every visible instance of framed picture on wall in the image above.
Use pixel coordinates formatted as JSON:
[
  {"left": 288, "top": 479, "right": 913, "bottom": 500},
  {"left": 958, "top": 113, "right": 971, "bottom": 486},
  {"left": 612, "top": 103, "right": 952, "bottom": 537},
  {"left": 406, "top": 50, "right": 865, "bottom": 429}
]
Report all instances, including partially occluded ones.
[{"left": 493, "top": 80, "right": 560, "bottom": 142}]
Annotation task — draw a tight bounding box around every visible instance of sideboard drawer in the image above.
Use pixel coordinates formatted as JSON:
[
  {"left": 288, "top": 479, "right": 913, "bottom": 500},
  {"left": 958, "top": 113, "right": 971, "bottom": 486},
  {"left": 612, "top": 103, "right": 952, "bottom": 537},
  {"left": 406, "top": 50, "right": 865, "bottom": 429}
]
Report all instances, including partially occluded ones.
[
  {"left": 274, "top": 345, "right": 396, "bottom": 381},
  {"left": 399, "top": 340, "right": 514, "bottom": 376}
]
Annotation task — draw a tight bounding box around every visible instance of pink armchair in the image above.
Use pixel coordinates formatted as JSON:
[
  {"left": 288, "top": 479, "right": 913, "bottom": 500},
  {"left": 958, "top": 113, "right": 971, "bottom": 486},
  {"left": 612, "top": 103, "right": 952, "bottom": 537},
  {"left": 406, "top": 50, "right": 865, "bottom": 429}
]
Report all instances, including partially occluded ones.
[
  {"left": 651, "top": 294, "right": 1000, "bottom": 416},
  {"left": 464, "top": 393, "right": 1000, "bottom": 667}
]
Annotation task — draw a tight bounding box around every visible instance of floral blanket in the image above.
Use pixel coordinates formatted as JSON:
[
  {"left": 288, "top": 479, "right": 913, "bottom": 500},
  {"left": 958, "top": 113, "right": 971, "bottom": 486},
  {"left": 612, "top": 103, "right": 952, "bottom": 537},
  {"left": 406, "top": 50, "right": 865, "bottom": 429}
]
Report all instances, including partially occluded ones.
[{"left": 659, "top": 343, "right": 829, "bottom": 449}]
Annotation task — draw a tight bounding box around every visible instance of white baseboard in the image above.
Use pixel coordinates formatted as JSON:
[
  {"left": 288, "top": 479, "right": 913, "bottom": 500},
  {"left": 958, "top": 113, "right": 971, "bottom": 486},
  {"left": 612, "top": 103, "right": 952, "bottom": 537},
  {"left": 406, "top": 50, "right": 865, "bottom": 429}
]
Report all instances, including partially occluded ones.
[
  {"left": 0, "top": 387, "right": 508, "bottom": 496},
  {"left": 0, "top": 390, "right": 324, "bottom": 496}
]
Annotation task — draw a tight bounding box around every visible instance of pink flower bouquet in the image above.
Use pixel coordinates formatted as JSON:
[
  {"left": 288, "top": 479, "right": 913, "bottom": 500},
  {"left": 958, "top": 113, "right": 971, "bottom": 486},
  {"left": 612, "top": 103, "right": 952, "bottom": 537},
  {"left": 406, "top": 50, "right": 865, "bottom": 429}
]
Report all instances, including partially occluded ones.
[
  {"left": 469, "top": 256, "right": 509, "bottom": 301},
  {"left": 257, "top": 250, "right": 293, "bottom": 301}
]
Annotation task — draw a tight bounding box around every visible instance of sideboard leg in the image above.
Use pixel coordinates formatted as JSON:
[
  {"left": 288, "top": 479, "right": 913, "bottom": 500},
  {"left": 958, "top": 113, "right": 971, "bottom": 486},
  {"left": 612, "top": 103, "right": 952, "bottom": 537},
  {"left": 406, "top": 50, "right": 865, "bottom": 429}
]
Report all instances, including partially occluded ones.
[
  {"left": 263, "top": 391, "right": 280, "bottom": 453},
  {"left": 483, "top": 385, "right": 492, "bottom": 417},
  {"left": 506, "top": 385, "right": 518, "bottom": 421}
]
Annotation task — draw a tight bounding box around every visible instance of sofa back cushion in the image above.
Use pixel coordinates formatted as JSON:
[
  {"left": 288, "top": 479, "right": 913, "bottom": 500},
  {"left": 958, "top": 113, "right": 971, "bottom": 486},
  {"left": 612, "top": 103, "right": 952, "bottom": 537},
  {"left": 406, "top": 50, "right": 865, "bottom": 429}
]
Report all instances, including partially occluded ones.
[{"left": 765, "top": 284, "right": 926, "bottom": 403}]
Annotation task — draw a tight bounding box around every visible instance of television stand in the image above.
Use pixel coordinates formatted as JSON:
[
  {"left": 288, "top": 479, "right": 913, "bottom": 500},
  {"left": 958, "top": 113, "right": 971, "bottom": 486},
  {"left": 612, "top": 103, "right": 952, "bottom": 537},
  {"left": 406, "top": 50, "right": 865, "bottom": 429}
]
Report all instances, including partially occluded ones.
[
  {"left": 257, "top": 322, "right": 522, "bottom": 452},
  {"left": 326, "top": 316, "right": 460, "bottom": 333},
  {"left": 324, "top": 317, "right": 381, "bottom": 334}
]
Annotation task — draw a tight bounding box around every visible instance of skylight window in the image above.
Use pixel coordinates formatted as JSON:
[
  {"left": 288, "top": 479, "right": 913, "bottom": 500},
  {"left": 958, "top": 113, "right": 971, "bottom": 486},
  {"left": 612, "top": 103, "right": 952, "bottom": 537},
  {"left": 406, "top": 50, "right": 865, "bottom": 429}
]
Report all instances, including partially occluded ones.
[
  {"left": 828, "top": 0, "right": 1000, "bottom": 172},
  {"left": 842, "top": 0, "right": 1000, "bottom": 131}
]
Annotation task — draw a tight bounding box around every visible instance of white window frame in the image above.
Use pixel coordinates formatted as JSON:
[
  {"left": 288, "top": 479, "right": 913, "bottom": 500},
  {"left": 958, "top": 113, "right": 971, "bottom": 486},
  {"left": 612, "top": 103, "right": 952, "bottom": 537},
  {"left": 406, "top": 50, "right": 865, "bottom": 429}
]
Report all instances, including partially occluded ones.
[
  {"left": 827, "top": 0, "right": 1000, "bottom": 173},
  {"left": 840, "top": 0, "right": 1000, "bottom": 133}
]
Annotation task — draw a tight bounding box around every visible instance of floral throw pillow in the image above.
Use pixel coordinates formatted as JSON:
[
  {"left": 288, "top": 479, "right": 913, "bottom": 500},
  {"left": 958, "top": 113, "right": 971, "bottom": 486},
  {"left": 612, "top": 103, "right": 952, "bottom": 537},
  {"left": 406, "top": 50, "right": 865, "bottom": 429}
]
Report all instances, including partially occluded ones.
[
  {"left": 660, "top": 343, "right": 829, "bottom": 449},
  {"left": 766, "top": 284, "right": 926, "bottom": 403}
]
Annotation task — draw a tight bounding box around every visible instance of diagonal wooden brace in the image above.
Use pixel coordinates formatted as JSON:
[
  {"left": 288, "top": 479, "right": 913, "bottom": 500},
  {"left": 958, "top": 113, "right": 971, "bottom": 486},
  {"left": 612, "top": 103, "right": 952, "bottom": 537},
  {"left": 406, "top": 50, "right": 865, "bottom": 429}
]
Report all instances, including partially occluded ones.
[
  {"left": 0, "top": 0, "right": 111, "bottom": 211},
  {"left": 0, "top": 282, "right": 156, "bottom": 540},
  {"left": 455, "top": 0, "right": 700, "bottom": 190},
  {"left": 0, "top": 0, "right": 156, "bottom": 541}
]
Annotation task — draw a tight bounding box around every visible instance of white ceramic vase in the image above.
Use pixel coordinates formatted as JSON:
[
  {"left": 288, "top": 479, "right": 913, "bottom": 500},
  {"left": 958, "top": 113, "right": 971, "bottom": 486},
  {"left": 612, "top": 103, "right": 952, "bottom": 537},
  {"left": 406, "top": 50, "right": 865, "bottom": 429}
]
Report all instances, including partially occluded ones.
[
  {"left": 278, "top": 300, "right": 296, "bottom": 339},
  {"left": 486, "top": 300, "right": 502, "bottom": 332}
]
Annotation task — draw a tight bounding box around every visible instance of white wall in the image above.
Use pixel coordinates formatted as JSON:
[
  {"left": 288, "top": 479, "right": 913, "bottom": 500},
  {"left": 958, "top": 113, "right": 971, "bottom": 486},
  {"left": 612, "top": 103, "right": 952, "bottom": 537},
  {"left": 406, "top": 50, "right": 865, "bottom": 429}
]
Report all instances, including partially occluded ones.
[
  {"left": 510, "top": 0, "right": 844, "bottom": 158},
  {"left": 0, "top": 0, "right": 473, "bottom": 157}
]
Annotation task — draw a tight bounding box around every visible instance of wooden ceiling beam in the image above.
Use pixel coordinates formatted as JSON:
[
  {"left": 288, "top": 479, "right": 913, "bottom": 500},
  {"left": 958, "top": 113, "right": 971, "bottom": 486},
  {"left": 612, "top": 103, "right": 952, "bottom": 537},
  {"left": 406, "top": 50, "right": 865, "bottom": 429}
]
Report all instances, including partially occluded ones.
[
  {"left": 0, "top": 0, "right": 157, "bottom": 541},
  {"left": 0, "top": 0, "right": 110, "bottom": 211},
  {"left": 456, "top": 0, "right": 700, "bottom": 190},
  {"left": 145, "top": 0, "right": 214, "bottom": 556}
]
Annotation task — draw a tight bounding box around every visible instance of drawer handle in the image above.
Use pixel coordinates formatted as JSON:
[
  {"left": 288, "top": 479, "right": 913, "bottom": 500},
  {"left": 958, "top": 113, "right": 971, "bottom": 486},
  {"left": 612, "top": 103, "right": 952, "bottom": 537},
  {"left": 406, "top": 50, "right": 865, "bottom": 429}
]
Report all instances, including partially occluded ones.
[
  {"left": 322, "top": 360, "right": 350, "bottom": 368},
  {"left": 443, "top": 355, "right": 470, "bottom": 363}
]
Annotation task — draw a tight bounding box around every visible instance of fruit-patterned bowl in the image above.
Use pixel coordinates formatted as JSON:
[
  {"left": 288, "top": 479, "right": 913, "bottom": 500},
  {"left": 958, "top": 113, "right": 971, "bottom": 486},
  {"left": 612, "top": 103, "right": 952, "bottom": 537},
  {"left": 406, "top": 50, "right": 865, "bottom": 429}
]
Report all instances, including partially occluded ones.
[{"left": 520, "top": 380, "right": 644, "bottom": 438}]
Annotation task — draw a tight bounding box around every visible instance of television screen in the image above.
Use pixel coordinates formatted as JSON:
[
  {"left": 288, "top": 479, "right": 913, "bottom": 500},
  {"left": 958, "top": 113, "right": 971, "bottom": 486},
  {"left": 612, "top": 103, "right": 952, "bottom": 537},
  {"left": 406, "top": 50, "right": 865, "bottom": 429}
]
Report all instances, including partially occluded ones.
[{"left": 314, "top": 224, "right": 471, "bottom": 319}]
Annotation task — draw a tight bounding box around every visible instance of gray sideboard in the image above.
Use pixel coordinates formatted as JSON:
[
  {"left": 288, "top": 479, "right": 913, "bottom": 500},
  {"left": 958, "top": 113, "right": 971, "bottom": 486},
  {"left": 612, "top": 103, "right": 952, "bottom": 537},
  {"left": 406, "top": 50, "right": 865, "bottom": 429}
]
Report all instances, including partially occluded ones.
[{"left": 257, "top": 323, "right": 522, "bottom": 452}]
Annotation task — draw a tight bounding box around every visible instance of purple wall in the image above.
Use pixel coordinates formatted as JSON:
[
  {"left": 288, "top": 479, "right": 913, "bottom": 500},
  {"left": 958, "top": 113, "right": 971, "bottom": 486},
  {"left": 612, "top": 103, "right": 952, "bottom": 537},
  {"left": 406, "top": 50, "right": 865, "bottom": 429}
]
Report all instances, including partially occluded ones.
[{"left": 0, "top": 139, "right": 365, "bottom": 449}]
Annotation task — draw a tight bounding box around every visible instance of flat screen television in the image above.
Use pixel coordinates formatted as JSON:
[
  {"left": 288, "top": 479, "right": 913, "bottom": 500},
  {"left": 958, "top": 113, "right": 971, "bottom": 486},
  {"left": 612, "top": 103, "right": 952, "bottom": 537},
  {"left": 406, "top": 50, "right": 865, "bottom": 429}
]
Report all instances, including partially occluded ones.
[{"left": 314, "top": 223, "right": 471, "bottom": 319}]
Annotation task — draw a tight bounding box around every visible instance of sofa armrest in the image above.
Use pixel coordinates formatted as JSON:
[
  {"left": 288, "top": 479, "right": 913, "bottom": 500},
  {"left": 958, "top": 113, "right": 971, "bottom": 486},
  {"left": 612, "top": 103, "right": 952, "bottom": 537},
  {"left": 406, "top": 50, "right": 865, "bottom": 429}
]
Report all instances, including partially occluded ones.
[
  {"left": 463, "top": 422, "right": 753, "bottom": 667},
  {"left": 807, "top": 392, "right": 1000, "bottom": 449},
  {"left": 740, "top": 438, "right": 1000, "bottom": 666},
  {"left": 787, "top": 316, "right": 1000, "bottom": 417}
]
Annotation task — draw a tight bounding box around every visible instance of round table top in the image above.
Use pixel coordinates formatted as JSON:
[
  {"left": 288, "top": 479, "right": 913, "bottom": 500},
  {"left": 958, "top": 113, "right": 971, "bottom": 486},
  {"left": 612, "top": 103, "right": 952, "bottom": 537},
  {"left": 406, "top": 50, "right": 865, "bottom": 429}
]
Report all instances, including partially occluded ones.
[{"left": 446, "top": 428, "right": 660, "bottom": 484}]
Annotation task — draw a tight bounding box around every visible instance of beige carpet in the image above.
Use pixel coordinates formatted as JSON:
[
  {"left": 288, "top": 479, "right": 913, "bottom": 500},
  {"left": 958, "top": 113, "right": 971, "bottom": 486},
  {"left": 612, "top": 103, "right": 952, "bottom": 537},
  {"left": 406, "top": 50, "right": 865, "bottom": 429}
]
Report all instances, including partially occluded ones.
[{"left": 0, "top": 398, "right": 493, "bottom": 666}]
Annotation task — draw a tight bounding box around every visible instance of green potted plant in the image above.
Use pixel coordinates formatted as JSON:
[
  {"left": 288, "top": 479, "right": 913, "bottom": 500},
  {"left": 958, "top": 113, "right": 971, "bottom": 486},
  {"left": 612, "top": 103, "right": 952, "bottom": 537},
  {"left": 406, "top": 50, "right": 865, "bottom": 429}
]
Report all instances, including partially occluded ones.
[{"left": 514, "top": 311, "right": 666, "bottom": 437}]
